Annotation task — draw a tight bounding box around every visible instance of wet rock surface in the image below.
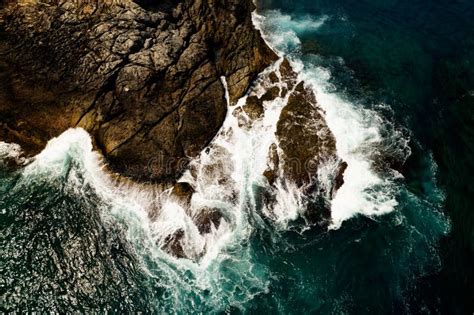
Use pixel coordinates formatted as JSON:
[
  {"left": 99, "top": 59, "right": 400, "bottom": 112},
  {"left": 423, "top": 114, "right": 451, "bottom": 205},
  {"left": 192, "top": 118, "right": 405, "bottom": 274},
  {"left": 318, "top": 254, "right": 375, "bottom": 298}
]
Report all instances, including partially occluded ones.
[
  {"left": 279, "top": 58, "right": 298, "bottom": 97},
  {"left": 230, "top": 57, "right": 347, "bottom": 204},
  {"left": 193, "top": 207, "right": 223, "bottom": 234},
  {"left": 232, "top": 70, "right": 280, "bottom": 128},
  {"left": 232, "top": 95, "right": 265, "bottom": 128},
  {"left": 229, "top": 57, "right": 348, "bottom": 224},
  {"left": 333, "top": 161, "right": 348, "bottom": 196},
  {"left": 170, "top": 181, "right": 194, "bottom": 209},
  {"left": 0, "top": 0, "right": 276, "bottom": 182},
  {"left": 161, "top": 229, "right": 187, "bottom": 259},
  {"left": 276, "top": 81, "right": 338, "bottom": 187}
]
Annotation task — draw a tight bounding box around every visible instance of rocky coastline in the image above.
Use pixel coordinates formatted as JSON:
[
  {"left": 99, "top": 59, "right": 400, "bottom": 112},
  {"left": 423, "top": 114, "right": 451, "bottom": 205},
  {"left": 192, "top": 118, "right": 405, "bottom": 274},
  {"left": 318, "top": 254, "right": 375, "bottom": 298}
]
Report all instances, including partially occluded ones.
[{"left": 0, "top": 0, "right": 276, "bottom": 182}]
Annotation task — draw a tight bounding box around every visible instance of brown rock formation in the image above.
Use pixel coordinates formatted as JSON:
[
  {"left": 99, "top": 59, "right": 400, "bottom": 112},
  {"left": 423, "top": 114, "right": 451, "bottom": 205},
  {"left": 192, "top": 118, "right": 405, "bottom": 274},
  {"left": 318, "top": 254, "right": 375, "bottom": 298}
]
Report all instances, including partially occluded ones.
[
  {"left": 232, "top": 71, "right": 280, "bottom": 129},
  {"left": 193, "top": 207, "right": 222, "bottom": 234},
  {"left": 0, "top": 0, "right": 277, "bottom": 182},
  {"left": 276, "top": 81, "right": 338, "bottom": 187}
]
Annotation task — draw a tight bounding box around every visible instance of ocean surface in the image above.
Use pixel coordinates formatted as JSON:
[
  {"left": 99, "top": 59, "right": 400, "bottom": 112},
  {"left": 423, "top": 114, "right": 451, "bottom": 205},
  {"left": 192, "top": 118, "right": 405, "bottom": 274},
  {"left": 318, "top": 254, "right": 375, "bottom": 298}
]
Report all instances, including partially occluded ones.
[{"left": 1, "top": 0, "right": 473, "bottom": 313}]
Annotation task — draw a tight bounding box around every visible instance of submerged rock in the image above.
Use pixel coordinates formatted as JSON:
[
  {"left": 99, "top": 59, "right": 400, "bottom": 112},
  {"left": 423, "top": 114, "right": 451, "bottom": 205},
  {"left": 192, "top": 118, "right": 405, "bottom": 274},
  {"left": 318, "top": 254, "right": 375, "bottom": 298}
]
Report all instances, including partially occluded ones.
[
  {"left": 233, "top": 95, "right": 265, "bottom": 124},
  {"left": 261, "top": 86, "right": 281, "bottom": 102},
  {"left": 0, "top": 0, "right": 277, "bottom": 182},
  {"left": 268, "top": 71, "right": 279, "bottom": 84}
]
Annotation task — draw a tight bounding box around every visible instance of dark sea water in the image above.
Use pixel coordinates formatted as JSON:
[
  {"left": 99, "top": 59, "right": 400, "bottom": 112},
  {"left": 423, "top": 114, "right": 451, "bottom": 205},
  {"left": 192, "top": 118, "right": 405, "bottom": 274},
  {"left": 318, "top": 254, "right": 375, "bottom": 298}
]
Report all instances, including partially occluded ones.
[
  {"left": 1, "top": 0, "right": 473, "bottom": 313},
  {"left": 257, "top": 0, "right": 474, "bottom": 313}
]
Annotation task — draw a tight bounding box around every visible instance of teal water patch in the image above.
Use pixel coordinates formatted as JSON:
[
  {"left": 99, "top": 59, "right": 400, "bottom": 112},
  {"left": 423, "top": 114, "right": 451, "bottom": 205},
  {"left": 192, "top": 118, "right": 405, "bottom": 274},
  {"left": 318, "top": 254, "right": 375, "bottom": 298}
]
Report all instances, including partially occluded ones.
[
  {"left": 241, "top": 154, "right": 449, "bottom": 313},
  {"left": 0, "top": 130, "right": 274, "bottom": 313}
]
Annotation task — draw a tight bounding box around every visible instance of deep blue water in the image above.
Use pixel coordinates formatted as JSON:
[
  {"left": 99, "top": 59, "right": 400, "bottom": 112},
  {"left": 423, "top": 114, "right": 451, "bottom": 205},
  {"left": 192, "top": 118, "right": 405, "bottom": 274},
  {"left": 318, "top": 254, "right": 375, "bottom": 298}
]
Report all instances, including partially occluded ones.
[{"left": 1, "top": 0, "right": 473, "bottom": 313}]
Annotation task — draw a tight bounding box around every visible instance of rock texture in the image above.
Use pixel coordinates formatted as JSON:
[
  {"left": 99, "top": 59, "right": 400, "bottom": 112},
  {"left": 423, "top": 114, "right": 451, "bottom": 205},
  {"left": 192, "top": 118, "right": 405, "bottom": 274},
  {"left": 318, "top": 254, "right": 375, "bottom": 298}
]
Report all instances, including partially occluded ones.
[
  {"left": 0, "top": 0, "right": 276, "bottom": 182},
  {"left": 275, "top": 81, "right": 337, "bottom": 187},
  {"left": 230, "top": 57, "right": 347, "bottom": 224},
  {"left": 236, "top": 58, "right": 345, "bottom": 192}
]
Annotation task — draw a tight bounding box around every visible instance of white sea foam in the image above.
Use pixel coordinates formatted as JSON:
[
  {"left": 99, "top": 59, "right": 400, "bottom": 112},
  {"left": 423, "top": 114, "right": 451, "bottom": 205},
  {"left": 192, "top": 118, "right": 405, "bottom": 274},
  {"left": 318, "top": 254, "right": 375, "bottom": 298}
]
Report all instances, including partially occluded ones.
[
  {"left": 300, "top": 65, "right": 400, "bottom": 228},
  {"left": 0, "top": 141, "right": 27, "bottom": 166},
  {"left": 16, "top": 128, "right": 238, "bottom": 267},
  {"left": 253, "top": 10, "right": 328, "bottom": 53},
  {"left": 180, "top": 69, "right": 294, "bottom": 259}
]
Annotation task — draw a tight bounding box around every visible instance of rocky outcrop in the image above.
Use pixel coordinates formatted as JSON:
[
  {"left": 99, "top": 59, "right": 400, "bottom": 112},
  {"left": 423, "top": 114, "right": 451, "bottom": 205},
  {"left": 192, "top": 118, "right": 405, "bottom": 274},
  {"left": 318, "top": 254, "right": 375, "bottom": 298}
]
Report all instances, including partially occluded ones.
[
  {"left": 0, "top": 0, "right": 276, "bottom": 182},
  {"left": 275, "top": 81, "right": 338, "bottom": 187},
  {"left": 235, "top": 58, "right": 345, "bottom": 194},
  {"left": 170, "top": 181, "right": 194, "bottom": 208},
  {"left": 231, "top": 58, "right": 347, "bottom": 224},
  {"left": 232, "top": 85, "right": 281, "bottom": 129}
]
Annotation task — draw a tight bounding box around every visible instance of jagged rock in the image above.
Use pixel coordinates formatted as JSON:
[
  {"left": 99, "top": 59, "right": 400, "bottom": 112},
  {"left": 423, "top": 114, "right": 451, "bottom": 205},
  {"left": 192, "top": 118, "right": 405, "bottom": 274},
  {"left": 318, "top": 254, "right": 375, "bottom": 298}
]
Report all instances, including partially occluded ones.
[
  {"left": 161, "top": 229, "right": 186, "bottom": 259},
  {"left": 333, "top": 161, "right": 348, "bottom": 196},
  {"left": 263, "top": 143, "right": 279, "bottom": 185},
  {"left": 232, "top": 83, "right": 280, "bottom": 128},
  {"left": 261, "top": 86, "right": 281, "bottom": 102},
  {"left": 279, "top": 58, "right": 298, "bottom": 90},
  {"left": 257, "top": 77, "right": 345, "bottom": 224},
  {"left": 242, "top": 95, "right": 265, "bottom": 120},
  {"left": 268, "top": 71, "right": 279, "bottom": 84},
  {"left": 193, "top": 208, "right": 222, "bottom": 234},
  {"left": 0, "top": 0, "right": 277, "bottom": 182},
  {"left": 275, "top": 81, "right": 338, "bottom": 188},
  {"left": 278, "top": 58, "right": 298, "bottom": 98},
  {"left": 232, "top": 95, "right": 265, "bottom": 128}
]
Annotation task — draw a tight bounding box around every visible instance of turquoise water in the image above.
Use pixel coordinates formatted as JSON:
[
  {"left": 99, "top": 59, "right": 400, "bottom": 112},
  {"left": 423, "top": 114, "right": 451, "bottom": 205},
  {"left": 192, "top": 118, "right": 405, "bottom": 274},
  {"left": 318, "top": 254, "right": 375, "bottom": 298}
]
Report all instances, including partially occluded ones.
[{"left": 1, "top": 0, "right": 473, "bottom": 313}]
